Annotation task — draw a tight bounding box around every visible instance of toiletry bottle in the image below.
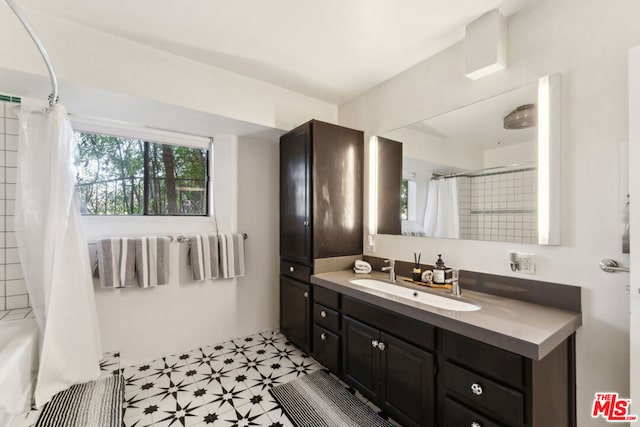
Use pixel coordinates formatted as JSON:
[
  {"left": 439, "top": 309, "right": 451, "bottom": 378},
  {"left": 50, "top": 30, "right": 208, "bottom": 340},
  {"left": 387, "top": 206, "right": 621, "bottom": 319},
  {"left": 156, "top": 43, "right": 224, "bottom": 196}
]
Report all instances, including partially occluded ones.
[{"left": 433, "top": 254, "right": 446, "bottom": 284}]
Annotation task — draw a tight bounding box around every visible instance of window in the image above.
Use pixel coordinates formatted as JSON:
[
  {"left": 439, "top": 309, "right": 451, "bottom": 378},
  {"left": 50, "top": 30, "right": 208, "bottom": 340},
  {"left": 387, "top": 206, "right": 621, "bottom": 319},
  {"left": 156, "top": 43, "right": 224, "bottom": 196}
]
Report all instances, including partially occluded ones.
[
  {"left": 75, "top": 131, "right": 209, "bottom": 216},
  {"left": 401, "top": 179, "right": 408, "bottom": 220}
]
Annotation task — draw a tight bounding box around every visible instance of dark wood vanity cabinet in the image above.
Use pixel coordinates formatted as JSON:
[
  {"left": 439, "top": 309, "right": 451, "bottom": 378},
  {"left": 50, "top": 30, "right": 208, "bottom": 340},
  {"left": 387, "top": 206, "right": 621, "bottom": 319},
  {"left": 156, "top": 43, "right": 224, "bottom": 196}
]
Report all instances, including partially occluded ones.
[
  {"left": 279, "top": 120, "right": 363, "bottom": 354},
  {"left": 439, "top": 330, "right": 574, "bottom": 427},
  {"left": 312, "top": 286, "right": 342, "bottom": 374},
  {"left": 343, "top": 298, "right": 436, "bottom": 427},
  {"left": 309, "top": 287, "right": 575, "bottom": 427}
]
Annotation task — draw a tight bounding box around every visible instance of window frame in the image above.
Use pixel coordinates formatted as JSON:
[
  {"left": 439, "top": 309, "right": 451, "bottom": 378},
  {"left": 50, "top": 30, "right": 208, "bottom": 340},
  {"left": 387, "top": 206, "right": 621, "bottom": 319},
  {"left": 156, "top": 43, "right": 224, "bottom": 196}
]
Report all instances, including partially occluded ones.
[{"left": 72, "top": 119, "right": 213, "bottom": 217}]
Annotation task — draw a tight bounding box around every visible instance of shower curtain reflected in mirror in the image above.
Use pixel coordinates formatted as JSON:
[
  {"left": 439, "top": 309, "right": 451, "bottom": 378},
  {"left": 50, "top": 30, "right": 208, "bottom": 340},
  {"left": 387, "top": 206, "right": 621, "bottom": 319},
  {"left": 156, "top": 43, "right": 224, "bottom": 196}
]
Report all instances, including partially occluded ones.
[
  {"left": 14, "top": 99, "right": 102, "bottom": 407},
  {"left": 423, "top": 177, "right": 460, "bottom": 239}
]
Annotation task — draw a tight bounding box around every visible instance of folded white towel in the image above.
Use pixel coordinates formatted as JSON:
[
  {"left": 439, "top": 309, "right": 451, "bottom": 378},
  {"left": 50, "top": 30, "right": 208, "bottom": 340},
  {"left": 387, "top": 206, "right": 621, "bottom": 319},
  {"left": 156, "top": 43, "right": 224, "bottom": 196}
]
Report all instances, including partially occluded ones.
[
  {"left": 96, "top": 238, "right": 136, "bottom": 288},
  {"left": 135, "top": 237, "right": 171, "bottom": 287},
  {"left": 353, "top": 260, "right": 372, "bottom": 274}
]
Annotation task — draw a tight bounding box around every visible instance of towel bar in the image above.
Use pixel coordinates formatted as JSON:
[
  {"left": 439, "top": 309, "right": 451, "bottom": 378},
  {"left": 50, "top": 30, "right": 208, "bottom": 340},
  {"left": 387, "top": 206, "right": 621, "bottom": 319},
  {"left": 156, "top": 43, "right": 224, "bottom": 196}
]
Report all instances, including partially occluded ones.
[
  {"left": 88, "top": 235, "right": 174, "bottom": 245},
  {"left": 177, "top": 233, "right": 248, "bottom": 243}
]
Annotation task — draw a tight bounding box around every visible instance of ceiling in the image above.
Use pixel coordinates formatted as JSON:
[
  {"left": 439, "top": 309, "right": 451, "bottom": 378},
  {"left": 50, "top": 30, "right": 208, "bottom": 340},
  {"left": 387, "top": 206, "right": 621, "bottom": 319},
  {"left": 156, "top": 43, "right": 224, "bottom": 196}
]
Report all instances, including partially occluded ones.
[{"left": 20, "top": 0, "right": 533, "bottom": 105}]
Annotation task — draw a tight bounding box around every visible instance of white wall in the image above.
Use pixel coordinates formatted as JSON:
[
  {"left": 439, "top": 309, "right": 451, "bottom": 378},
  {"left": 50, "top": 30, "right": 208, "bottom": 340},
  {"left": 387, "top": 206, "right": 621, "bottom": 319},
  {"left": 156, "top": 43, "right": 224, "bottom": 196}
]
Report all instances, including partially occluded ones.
[
  {"left": 0, "top": 4, "right": 337, "bottom": 131},
  {"left": 85, "top": 135, "right": 279, "bottom": 366},
  {"left": 340, "top": 0, "right": 640, "bottom": 425}
]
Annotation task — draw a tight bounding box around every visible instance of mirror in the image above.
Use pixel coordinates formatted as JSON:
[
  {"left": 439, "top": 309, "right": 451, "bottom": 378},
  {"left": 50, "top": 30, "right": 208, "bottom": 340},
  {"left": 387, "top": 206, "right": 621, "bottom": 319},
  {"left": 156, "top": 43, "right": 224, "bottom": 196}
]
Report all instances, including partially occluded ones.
[{"left": 377, "top": 74, "right": 561, "bottom": 245}]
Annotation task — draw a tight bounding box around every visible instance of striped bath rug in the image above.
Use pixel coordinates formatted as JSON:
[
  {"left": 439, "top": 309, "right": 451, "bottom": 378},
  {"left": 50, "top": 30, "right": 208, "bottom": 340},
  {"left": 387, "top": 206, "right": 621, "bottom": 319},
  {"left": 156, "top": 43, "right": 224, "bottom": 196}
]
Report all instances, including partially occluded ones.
[
  {"left": 270, "top": 370, "right": 393, "bottom": 427},
  {"left": 35, "top": 374, "right": 124, "bottom": 427}
]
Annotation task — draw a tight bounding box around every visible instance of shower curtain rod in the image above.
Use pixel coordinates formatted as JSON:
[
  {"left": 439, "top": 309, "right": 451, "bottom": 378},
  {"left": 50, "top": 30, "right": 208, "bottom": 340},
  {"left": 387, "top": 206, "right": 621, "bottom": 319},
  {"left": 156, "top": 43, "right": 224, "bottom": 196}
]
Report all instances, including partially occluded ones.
[
  {"left": 432, "top": 161, "right": 536, "bottom": 180},
  {"left": 5, "top": 0, "right": 59, "bottom": 107}
]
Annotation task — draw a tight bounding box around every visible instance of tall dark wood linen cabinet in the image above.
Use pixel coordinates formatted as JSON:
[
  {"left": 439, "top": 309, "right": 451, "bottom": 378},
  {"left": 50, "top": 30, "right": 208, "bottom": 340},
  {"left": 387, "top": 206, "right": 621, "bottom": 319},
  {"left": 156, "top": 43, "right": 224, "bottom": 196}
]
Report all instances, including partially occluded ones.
[{"left": 279, "top": 119, "right": 363, "bottom": 353}]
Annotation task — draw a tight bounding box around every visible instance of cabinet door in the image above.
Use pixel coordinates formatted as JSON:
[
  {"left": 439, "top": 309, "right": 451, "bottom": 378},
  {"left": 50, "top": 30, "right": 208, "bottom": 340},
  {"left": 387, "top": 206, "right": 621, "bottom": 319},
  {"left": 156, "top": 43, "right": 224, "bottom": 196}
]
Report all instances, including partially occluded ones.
[
  {"left": 279, "top": 276, "right": 311, "bottom": 352},
  {"left": 280, "top": 125, "right": 312, "bottom": 265},
  {"left": 380, "top": 332, "right": 435, "bottom": 427},
  {"left": 343, "top": 316, "right": 381, "bottom": 401}
]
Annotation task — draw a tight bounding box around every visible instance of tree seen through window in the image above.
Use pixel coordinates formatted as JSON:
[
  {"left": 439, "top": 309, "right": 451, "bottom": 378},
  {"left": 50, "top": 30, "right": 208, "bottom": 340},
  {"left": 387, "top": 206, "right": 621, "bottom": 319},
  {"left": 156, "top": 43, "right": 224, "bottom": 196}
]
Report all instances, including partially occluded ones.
[{"left": 75, "top": 131, "right": 208, "bottom": 216}]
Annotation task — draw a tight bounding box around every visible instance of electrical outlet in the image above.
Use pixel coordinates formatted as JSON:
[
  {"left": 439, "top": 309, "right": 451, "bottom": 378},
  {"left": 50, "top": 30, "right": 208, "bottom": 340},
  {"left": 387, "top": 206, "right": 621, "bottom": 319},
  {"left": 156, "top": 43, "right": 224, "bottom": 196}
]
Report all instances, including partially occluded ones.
[{"left": 520, "top": 253, "right": 536, "bottom": 274}]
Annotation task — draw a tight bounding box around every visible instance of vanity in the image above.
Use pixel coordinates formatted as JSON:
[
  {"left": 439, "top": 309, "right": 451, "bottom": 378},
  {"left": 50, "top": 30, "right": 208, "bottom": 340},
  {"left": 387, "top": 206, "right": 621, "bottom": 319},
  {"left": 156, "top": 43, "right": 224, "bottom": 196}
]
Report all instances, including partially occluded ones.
[
  {"left": 306, "top": 269, "right": 581, "bottom": 427},
  {"left": 279, "top": 74, "right": 578, "bottom": 426}
]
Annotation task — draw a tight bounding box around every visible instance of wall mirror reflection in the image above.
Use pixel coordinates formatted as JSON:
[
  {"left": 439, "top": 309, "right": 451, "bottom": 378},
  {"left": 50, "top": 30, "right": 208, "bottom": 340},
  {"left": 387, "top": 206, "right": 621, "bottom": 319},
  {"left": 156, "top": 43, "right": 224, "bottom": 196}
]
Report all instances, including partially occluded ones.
[{"left": 379, "top": 74, "right": 560, "bottom": 245}]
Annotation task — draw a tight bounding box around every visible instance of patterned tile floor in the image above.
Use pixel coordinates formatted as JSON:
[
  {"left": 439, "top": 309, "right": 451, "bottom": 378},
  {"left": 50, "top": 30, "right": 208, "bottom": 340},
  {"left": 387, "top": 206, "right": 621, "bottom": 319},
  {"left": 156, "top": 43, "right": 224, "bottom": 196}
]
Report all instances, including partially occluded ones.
[{"left": 19, "top": 330, "right": 396, "bottom": 427}]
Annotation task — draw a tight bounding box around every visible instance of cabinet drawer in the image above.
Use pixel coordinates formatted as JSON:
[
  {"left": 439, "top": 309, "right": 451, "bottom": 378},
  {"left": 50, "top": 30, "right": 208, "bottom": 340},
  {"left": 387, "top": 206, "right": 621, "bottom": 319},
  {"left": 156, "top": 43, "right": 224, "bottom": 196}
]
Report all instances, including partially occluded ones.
[
  {"left": 313, "top": 325, "right": 340, "bottom": 374},
  {"left": 343, "top": 297, "right": 435, "bottom": 351},
  {"left": 314, "top": 285, "right": 340, "bottom": 310},
  {"left": 444, "top": 361, "right": 524, "bottom": 427},
  {"left": 281, "top": 260, "right": 311, "bottom": 282},
  {"left": 314, "top": 303, "right": 340, "bottom": 332},
  {"left": 442, "top": 331, "right": 524, "bottom": 388},
  {"left": 443, "top": 397, "right": 502, "bottom": 427}
]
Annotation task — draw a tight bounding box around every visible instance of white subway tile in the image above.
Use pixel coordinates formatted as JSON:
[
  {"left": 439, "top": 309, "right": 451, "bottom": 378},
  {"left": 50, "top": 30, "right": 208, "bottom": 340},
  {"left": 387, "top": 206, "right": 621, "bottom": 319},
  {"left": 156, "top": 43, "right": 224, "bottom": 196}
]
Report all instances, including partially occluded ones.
[
  {"left": 5, "top": 184, "right": 15, "bottom": 200},
  {"left": 6, "top": 248, "right": 19, "bottom": 264},
  {"left": 6, "top": 280, "right": 26, "bottom": 296},
  {"left": 6, "top": 232, "right": 16, "bottom": 248},
  {"left": 5, "top": 216, "right": 14, "bottom": 232},
  {"left": 0, "top": 282, "right": 4, "bottom": 298},
  {"left": 5, "top": 105, "right": 18, "bottom": 119},
  {"left": 0, "top": 102, "right": 5, "bottom": 118},
  {"left": 5, "top": 119, "right": 18, "bottom": 136},
  {"left": 0, "top": 135, "right": 4, "bottom": 150},
  {"left": 5, "top": 151, "right": 17, "bottom": 167},
  {"left": 6, "top": 264, "right": 23, "bottom": 280},
  {"left": 5, "top": 135, "right": 18, "bottom": 151},
  {"left": 5, "top": 168, "right": 16, "bottom": 184},
  {"left": 6, "top": 294, "right": 28, "bottom": 309},
  {"left": 5, "top": 201, "right": 14, "bottom": 216},
  {"left": 0, "top": 119, "right": 4, "bottom": 134}
]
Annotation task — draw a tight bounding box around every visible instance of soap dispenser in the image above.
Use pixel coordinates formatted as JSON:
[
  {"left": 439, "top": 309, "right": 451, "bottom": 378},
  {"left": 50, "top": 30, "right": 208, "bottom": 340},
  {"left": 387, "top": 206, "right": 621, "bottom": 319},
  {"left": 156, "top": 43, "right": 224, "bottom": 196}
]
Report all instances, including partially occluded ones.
[{"left": 433, "top": 254, "right": 446, "bottom": 284}]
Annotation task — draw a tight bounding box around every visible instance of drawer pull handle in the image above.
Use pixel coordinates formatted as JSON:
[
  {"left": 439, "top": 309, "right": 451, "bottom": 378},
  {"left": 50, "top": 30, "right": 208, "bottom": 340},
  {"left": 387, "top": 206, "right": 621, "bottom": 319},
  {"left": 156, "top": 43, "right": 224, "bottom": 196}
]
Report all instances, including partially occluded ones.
[
  {"left": 320, "top": 333, "right": 327, "bottom": 340},
  {"left": 289, "top": 266, "right": 294, "bottom": 272},
  {"left": 320, "top": 310, "right": 327, "bottom": 318},
  {"left": 303, "top": 220, "right": 310, "bottom": 226},
  {"left": 471, "top": 422, "right": 482, "bottom": 427},
  {"left": 372, "top": 339, "right": 379, "bottom": 348},
  {"left": 303, "top": 291, "right": 309, "bottom": 298},
  {"left": 377, "top": 342, "right": 386, "bottom": 351},
  {"left": 471, "top": 383, "right": 483, "bottom": 396}
]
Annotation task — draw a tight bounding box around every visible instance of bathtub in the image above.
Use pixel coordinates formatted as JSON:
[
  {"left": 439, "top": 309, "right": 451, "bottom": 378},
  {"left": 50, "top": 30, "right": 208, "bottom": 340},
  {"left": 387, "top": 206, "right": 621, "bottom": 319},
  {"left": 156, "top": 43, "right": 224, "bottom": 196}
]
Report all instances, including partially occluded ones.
[{"left": 0, "top": 318, "right": 39, "bottom": 427}]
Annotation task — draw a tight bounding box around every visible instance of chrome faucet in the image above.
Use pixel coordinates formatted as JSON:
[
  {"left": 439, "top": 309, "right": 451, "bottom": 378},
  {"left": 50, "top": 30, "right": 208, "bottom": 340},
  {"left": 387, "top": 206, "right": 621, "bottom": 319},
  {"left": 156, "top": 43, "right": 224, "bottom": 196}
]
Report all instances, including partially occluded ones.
[
  {"left": 446, "top": 269, "right": 461, "bottom": 296},
  {"left": 382, "top": 259, "right": 396, "bottom": 282}
]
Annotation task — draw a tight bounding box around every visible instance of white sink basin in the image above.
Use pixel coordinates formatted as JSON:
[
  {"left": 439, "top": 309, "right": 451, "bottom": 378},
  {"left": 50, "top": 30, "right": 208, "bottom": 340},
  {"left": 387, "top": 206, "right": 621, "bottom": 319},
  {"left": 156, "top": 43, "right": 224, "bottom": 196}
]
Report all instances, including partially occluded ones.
[{"left": 350, "top": 278, "right": 480, "bottom": 312}]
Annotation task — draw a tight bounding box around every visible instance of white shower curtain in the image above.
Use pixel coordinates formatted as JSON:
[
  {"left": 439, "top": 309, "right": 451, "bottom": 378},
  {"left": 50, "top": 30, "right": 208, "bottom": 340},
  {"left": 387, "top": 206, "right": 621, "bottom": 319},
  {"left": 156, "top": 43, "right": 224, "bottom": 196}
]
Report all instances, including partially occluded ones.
[
  {"left": 14, "top": 99, "right": 102, "bottom": 407},
  {"left": 423, "top": 178, "right": 460, "bottom": 238}
]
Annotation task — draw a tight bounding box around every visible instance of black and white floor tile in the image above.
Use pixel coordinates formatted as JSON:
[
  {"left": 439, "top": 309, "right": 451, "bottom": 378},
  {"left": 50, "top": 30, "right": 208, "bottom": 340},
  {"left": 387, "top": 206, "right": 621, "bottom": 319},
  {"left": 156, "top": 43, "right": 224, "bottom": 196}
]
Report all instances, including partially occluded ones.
[{"left": 19, "top": 330, "right": 399, "bottom": 426}]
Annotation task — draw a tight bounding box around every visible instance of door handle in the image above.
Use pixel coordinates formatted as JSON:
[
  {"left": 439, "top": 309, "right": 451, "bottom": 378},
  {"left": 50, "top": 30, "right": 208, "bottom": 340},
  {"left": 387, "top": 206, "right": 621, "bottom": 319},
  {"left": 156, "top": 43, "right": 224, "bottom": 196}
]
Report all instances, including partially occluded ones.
[
  {"left": 371, "top": 339, "right": 379, "bottom": 348},
  {"left": 377, "top": 342, "right": 386, "bottom": 351},
  {"left": 303, "top": 291, "right": 309, "bottom": 298}
]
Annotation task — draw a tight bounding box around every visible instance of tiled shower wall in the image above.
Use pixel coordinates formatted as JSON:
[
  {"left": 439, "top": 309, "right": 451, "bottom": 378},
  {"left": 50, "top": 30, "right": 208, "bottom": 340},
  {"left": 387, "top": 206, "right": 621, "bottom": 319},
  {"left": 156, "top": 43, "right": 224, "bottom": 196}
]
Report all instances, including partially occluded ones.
[
  {"left": 0, "top": 100, "right": 28, "bottom": 310},
  {"left": 459, "top": 168, "right": 537, "bottom": 244}
]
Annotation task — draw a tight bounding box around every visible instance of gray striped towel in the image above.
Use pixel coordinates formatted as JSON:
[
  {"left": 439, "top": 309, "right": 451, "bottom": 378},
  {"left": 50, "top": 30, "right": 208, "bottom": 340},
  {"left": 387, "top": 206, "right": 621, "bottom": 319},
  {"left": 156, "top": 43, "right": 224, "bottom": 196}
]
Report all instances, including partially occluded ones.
[
  {"left": 220, "top": 233, "right": 245, "bottom": 279},
  {"left": 96, "top": 238, "right": 136, "bottom": 288},
  {"left": 135, "top": 237, "right": 171, "bottom": 287},
  {"left": 189, "top": 235, "right": 220, "bottom": 281}
]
